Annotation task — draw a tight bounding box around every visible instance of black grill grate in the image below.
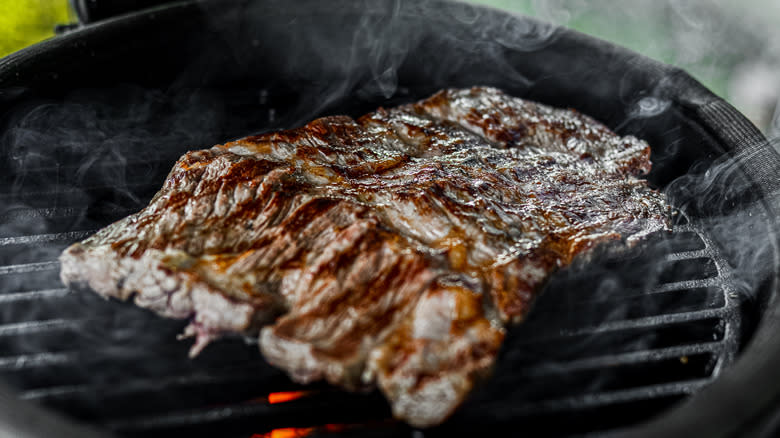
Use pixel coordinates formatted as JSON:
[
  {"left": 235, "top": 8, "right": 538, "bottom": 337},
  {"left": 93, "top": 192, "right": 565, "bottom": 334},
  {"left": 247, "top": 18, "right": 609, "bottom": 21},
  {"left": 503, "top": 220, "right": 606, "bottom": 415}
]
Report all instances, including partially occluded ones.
[{"left": 0, "top": 153, "right": 746, "bottom": 438}]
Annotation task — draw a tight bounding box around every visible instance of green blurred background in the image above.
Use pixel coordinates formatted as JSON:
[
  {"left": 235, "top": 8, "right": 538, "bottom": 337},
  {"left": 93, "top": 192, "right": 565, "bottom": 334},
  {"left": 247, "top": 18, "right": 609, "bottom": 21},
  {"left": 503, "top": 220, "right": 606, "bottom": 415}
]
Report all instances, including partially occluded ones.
[
  {"left": 468, "top": 0, "right": 780, "bottom": 140},
  {"left": 0, "top": 0, "right": 72, "bottom": 57},
  {"left": 0, "top": 0, "right": 778, "bottom": 138}
]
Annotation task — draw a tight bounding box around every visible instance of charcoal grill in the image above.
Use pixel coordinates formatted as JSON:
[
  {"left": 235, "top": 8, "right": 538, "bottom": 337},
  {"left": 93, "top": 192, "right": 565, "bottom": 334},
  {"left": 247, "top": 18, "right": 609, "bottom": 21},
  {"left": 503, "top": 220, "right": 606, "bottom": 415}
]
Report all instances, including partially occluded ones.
[{"left": 0, "top": 1, "right": 778, "bottom": 437}]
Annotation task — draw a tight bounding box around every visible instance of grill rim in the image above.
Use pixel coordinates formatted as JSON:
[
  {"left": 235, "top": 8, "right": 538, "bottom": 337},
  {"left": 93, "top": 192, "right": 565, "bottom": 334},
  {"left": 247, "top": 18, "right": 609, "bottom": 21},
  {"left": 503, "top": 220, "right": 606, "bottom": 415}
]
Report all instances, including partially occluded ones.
[{"left": 0, "top": 1, "right": 778, "bottom": 437}]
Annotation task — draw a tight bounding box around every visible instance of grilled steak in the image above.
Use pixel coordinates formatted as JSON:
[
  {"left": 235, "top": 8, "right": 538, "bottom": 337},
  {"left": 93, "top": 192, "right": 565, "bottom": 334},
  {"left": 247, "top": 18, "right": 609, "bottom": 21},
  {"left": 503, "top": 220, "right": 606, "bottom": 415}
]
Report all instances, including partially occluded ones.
[{"left": 59, "top": 87, "right": 669, "bottom": 427}]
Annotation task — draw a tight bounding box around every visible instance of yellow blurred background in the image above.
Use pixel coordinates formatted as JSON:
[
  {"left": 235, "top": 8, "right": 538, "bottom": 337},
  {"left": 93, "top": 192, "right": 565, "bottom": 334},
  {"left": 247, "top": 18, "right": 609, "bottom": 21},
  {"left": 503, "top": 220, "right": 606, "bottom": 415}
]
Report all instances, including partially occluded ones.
[{"left": 0, "top": 0, "right": 73, "bottom": 58}]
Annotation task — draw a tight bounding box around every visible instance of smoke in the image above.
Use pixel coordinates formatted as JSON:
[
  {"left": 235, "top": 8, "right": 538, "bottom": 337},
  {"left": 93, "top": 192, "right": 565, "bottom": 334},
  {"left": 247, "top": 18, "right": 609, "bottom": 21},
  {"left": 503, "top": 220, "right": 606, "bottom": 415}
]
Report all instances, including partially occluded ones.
[
  {"left": 484, "top": 0, "right": 780, "bottom": 296},
  {"left": 0, "top": 0, "right": 777, "bottom": 434},
  {"left": 187, "top": 0, "right": 557, "bottom": 130},
  {"left": 472, "top": 0, "right": 780, "bottom": 138},
  {"left": 771, "top": 105, "right": 780, "bottom": 147},
  {"left": 0, "top": 86, "right": 224, "bottom": 416},
  {"left": 666, "top": 151, "right": 779, "bottom": 299}
]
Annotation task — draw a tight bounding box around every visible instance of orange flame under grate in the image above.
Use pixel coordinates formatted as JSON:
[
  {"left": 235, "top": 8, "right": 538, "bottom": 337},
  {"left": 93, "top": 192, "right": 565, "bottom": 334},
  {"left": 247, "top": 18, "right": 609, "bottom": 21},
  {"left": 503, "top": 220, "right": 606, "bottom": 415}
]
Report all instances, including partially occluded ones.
[
  {"left": 267, "top": 391, "right": 310, "bottom": 404},
  {"left": 252, "top": 427, "right": 314, "bottom": 438},
  {"left": 252, "top": 424, "right": 347, "bottom": 438}
]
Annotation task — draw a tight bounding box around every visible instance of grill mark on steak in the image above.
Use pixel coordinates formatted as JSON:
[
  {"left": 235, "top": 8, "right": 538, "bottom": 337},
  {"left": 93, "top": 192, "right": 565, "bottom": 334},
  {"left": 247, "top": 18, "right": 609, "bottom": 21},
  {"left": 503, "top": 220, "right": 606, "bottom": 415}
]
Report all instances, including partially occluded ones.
[{"left": 59, "top": 86, "right": 669, "bottom": 427}]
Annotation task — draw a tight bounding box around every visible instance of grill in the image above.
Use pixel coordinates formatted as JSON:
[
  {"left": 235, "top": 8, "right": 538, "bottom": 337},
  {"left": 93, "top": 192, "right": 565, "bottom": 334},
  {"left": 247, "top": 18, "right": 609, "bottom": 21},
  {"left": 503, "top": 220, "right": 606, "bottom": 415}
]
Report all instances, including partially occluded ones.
[
  {"left": 0, "top": 173, "right": 749, "bottom": 438},
  {"left": 0, "top": 1, "right": 778, "bottom": 437},
  {"left": 0, "top": 84, "right": 761, "bottom": 436}
]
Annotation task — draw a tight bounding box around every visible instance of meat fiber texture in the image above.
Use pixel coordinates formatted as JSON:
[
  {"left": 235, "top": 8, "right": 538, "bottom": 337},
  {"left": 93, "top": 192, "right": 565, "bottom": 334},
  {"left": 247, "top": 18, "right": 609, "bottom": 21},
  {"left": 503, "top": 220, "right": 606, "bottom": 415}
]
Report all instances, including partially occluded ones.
[{"left": 59, "top": 87, "right": 669, "bottom": 427}]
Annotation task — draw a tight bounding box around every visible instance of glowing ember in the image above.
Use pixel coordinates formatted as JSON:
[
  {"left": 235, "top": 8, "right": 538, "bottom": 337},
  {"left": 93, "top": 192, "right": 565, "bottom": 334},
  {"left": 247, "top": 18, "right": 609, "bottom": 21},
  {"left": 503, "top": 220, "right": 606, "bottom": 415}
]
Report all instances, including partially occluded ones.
[
  {"left": 251, "top": 425, "right": 346, "bottom": 438},
  {"left": 322, "top": 424, "right": 347, "bottom": 432},
  {"left": 252, "top": 427, "right": 314, "bottom": 438},
  {"left": 267, "top": 391, "right": 310, "bottom": 404}
]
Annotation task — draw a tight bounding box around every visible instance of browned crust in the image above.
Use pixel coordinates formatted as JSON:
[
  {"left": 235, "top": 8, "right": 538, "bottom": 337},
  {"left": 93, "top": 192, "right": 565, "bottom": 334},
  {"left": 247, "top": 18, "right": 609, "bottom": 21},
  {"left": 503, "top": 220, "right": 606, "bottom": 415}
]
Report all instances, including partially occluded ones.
[{"left": 59, "top": 86, "right": 669, "bottom": 427}]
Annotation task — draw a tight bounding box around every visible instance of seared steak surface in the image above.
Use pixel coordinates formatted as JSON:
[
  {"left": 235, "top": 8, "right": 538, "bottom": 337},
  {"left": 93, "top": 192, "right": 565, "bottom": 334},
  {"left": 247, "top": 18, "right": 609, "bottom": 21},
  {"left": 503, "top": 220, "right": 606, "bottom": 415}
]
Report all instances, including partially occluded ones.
[{"left": 59, "top": 87, "right": 669, "bottom": 427}]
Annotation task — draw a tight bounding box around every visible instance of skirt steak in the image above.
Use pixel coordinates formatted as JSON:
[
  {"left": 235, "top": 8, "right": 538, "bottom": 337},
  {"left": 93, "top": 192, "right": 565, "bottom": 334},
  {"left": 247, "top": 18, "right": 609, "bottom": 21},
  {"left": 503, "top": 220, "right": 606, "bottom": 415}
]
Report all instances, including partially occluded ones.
[{"left": 59, "top": 87, "right": 669, "bottom": 426}]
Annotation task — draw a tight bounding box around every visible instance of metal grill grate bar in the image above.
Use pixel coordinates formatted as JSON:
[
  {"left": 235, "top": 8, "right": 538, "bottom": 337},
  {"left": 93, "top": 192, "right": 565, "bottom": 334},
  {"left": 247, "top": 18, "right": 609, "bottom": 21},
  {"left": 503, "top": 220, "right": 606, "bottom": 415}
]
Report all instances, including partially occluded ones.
[
  {"left": 18, "top": 365, "right": 295, "bottom": 401},
  {"left": 559, "top": 308, "right": 732, "bottom": 337},
  {"left": 106, "top": 403, "right": 287, "bottom": 431},
  {"left": 19, "top": 371, "right": 283, "bottom": 401},
  {"left": 0, "top": 232, "right": 95, "bottom": 247},
  {"left": 0, "top": 319, "right": 83, "bottom": 337},
  {"left": 515, "top": 343, "right": 724, "bottom": 377},
  {"left": 0, "top": 261, "right": 60, "bottom": 276},
  {"left": 664, "top": 249, "right": 714, "bottom": 262},
  {"left": 482, "top": 380, "right": 710, "bottom": 418},
  {"left": 0, "top": 288, "right": 71, "bottom": 303},
  {"left": 0, "top": 352, "right": 79, "bottom": 371},
  {"left": 651, "top": 279, "right": 724, "bottom": 293}
]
